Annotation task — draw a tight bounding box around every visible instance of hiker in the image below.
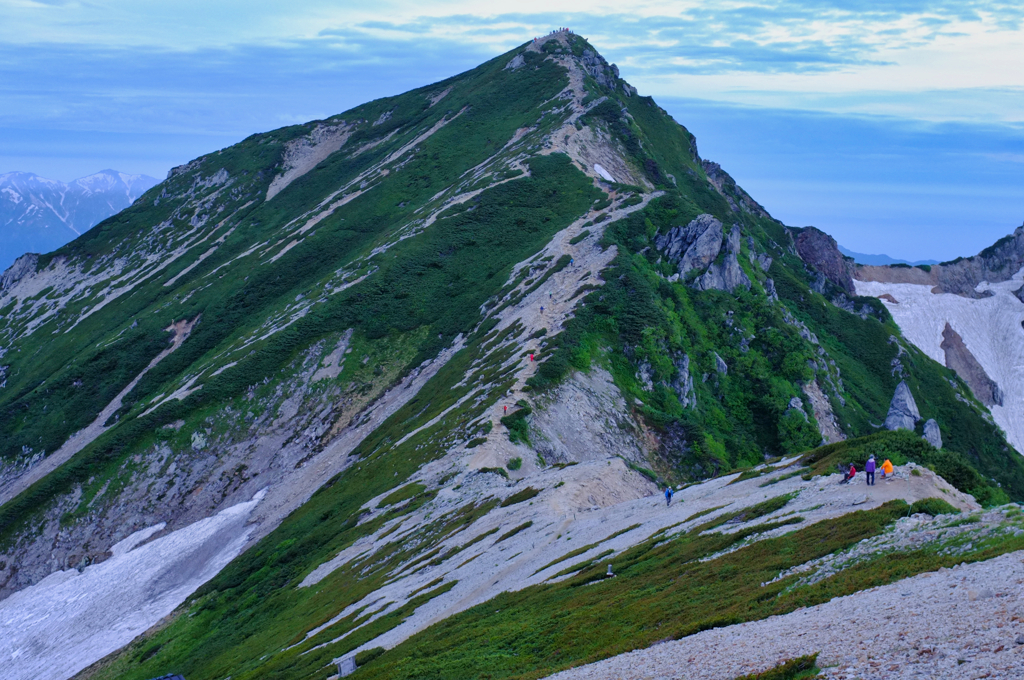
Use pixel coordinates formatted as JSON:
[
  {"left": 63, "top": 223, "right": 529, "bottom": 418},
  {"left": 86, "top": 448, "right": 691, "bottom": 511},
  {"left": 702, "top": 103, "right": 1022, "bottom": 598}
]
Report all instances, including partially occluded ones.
[
  {"left": 529, "top": 353, "right": 534, "bottom": 362},
  {"left": 882, "top": 458, "right": 894, "bottom": 480},
  {"left": 865, "top": 454, "right": 876, "bottom": 486},
  {"left": 540, "top": 305, "right": 545, "bottom": 313},
  {"left": 504, "top": 405, "right": 508, "bottom": 414},
  {"left": 664, "top": 487, "right": 674, "bottom": 507},
  {"left": 840, "top": 463, "right": 856, "bottom": 484}
]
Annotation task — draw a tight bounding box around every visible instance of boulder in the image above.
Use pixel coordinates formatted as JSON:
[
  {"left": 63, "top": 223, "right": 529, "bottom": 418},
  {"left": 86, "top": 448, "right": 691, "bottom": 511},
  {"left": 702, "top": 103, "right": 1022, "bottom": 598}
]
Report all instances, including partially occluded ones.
[
  {"left": 764, "top": 278, "right": 778, "bottom": 301},
  {"left": 923, "top": 418, "right": 942, "bottom": 449},
  {"left": 338, "top": 655, "right": 357, "bottom": 677},
  {"left": 787, "top": 396, "right": 808, "bottom": 421},
  {"left": 884, "top": 380, "right": 921, "bottom": 431},
  {"left": 504, "top": 53, "right": 525, "bottom": 71}
]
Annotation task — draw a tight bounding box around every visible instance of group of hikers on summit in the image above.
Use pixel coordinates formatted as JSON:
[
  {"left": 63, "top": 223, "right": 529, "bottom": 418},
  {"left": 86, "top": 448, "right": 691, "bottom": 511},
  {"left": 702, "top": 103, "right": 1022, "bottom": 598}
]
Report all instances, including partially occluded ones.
[
  {"left": 659, "top": 452, "right": 895, "bottom": 509},
  {"left": 841, "top": 454, "right": 894, "bottom": 485}
]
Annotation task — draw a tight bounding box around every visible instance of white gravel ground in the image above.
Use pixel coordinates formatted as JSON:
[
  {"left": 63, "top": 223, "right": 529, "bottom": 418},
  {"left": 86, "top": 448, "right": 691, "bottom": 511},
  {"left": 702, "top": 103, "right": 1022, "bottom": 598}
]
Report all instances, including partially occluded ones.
[{"left": 546, "top": 550, "right": 1024, "bottom": 680}]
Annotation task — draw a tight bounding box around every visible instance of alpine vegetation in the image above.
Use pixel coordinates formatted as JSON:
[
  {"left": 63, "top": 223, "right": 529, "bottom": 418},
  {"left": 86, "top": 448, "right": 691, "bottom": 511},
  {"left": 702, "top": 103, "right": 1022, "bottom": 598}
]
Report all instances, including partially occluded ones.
[{"left": 1, "top": 29, "right": 1023, "bottom": 680}]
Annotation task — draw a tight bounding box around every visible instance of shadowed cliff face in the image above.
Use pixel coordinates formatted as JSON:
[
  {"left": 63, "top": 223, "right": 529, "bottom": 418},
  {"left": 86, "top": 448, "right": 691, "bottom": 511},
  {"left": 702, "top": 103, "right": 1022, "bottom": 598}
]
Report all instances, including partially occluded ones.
[
  {"left": 791, "top": 226, "right": 855, "bottom": 295},
  {"left": 941, "top": 322, "right": 1003, "bottom": 407}
]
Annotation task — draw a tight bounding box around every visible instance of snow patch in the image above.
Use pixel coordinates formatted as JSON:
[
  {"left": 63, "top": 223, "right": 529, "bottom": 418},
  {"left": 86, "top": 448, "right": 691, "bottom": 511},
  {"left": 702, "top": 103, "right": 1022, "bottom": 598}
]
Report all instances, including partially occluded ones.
[
  {"left": 0, "top": 489, "right": 265, "bottom": 680},
  {"left": 855, "top": 269, "right": 1024, "bottom": 452}
]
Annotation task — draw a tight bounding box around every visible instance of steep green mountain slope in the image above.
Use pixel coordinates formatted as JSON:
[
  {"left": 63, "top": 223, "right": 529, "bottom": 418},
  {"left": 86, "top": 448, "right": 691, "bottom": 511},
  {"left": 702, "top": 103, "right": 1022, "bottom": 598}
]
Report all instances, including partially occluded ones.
[{"left": 1, "top": 30, "right": 1022, "bottom": 680}]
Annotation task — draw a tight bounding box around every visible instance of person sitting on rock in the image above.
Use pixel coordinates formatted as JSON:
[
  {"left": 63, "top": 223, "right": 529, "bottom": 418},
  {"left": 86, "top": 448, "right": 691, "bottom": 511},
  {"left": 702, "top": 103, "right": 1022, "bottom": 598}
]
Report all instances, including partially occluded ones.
[
  {"left": 881, "top": 458, "right": 894, "bottom": 480},
  {"left": 840, "top": 462, "right": 856, "bottom": 484}
]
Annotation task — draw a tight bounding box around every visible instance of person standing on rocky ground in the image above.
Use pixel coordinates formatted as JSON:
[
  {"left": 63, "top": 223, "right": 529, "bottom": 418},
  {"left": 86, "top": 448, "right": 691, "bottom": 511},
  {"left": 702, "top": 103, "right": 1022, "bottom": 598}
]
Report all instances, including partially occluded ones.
[
  {"left": 865, "top": 454, "right": 876, "bottom": 486},
  {"left": 882, "top": 458, "right": 894, "bottom": 480},
  {"left": 664, "top": 487, "right": 674, "bottom": 507}
]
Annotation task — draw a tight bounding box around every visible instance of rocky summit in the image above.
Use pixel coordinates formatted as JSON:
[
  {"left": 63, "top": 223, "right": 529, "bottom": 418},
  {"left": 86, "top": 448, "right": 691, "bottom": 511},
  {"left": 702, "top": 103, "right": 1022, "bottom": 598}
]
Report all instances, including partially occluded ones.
[{"left": 1, "top": 30, "right": 1024, "bottom": 680}]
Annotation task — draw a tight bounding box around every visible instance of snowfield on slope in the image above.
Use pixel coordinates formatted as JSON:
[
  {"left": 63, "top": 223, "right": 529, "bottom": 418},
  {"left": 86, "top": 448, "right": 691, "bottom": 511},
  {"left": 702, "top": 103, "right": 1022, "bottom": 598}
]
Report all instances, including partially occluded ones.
[
  {"left": 0, "top": 489, "right": 265, "bottom": 680},
  {"left": 854, "top": 268, "right": 1024, "bottom": 452}
]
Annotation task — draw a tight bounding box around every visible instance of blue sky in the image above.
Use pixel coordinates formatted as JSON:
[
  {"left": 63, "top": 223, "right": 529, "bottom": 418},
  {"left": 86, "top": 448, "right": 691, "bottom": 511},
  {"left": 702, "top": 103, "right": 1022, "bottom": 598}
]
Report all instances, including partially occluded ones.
[{"left": 1, "top": 1, "right": 1022, "bottom": 261}]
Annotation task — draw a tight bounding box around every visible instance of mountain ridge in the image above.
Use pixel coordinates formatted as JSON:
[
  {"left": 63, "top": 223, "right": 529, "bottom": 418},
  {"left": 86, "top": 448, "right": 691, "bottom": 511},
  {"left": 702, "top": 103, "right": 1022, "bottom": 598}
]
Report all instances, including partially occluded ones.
[{"left": 0, "top": 31, "right": 1022, "bottom": 680}]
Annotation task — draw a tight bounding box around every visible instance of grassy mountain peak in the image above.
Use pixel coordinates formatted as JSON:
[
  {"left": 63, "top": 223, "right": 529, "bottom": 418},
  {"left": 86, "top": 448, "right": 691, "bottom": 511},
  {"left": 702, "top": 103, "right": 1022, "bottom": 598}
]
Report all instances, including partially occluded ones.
[{"left": 1, "top": 31, "right": 1022, "bottom": 680}]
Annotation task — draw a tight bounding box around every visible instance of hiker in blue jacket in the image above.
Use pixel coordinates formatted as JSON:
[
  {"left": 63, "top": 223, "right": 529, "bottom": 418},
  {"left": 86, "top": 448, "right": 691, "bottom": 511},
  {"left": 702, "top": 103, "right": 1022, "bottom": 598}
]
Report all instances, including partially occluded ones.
[
  {"left": 865, "top": 454, "right": 876, "bottom": 486},
  {"left": 665, "top": 487, "right": 674, "bottom": 507}
]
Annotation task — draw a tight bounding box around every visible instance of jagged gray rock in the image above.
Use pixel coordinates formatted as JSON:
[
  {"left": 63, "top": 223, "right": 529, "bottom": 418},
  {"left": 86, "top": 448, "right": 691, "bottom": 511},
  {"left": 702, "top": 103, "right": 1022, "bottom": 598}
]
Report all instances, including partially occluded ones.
[
  {"left": 0, "top": 253, "right": 38, "bottom": 291},
  {"left": 579, "top": 49, "right": 619, "bottom": 88},
  {"left": 787, "top": 396, "right": 808, "bottom": 421},
  {"left": 923, "top": 419, "right": 942, "bottom": 448},
  {"left": 654, "top": 214, "right": 723, "bottom": 277},
  {"left": 693, "top": 225, "right": 751, "bottom": 292},
  {"left": 504, "top": 53, "right": 525, "bottom": 71},
  {"left": 714, "top": 352, "right": 728, "bottom": 375},
  {"left": 670, "top": 354, "right": 696, "bottom": 409},
  {"left": 696, "top": 252, "right": 751, "bottom": 292},
  {"left": 884, "top": 381, "right": 921, "bottom": 431},
  {"left": 764, "top": 278, "right": 778, "bottom": 301}
]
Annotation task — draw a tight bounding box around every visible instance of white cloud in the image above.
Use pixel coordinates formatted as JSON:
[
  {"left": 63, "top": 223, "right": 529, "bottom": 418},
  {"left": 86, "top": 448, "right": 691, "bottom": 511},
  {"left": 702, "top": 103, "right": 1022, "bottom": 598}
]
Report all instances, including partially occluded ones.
[{"left": 1, "top": 1, "right": 1022, "bottom": 122}]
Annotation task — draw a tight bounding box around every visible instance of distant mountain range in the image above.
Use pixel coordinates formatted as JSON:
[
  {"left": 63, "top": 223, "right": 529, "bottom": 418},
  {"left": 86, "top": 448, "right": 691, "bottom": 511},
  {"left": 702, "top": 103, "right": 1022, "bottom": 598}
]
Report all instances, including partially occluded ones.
[
  {"left": 838, "top": 244, "right": 939, "bottom": 266},
  {"left": 0, "top": 170, "right": 158, "bottom": 270}
]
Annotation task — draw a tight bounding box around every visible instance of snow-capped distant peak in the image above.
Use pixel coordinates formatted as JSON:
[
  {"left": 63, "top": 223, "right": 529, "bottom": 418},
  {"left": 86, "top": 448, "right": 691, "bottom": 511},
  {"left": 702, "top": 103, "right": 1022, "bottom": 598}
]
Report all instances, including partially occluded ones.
[{"left": 0, "top": 169, "right": 160, "bottom": 270}]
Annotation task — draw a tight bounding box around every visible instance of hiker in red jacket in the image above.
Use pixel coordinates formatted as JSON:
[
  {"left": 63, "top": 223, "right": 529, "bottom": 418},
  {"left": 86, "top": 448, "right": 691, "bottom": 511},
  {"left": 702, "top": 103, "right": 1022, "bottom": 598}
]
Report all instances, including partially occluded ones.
[{"left": 841, "top": 463, "right": 856, "bottom": 484}]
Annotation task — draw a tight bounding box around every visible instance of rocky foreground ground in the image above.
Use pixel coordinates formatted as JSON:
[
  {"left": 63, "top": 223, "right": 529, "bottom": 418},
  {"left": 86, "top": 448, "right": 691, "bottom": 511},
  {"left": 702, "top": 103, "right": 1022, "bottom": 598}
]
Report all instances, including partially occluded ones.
[{"left": 547, "top": 549, "right": 1024, "bottom": 680}]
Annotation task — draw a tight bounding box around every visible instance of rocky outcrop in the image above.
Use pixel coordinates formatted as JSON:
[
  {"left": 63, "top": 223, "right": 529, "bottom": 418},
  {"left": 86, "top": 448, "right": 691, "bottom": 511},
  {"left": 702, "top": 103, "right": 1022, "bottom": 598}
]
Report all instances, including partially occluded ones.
[
  {"left": 655, "top": 216, "right": 751, "bottom": 293},
  {"left": 884, "top": 380, "right": 921, "bottom": 431},
  {"left": 923, "top": 419, "right": 942, "bottom": 449},
  {"left": 655, "top": 214, "right": 723, "bottom": 277},
  {"left": 714, "top": 352, "right": 728, "bottom": 375},
  {"left": 579, "top": 49, "right": 620, "bottom": 89},
  {"left": 855, "top": 225, "right": 1024, "bottom": 297},
  {"left": 940, "top": 323, "right": 1003, "bottom": 407},
  {"left": 0, "top": 253, "right": 38, "bottom": 291},
  {"left": 803, "top": 379, "right": 846, "bottom": 444},
  {"left": 786, "top": 396, "right": 808, "bottom": 421},
  {"left": 504, "top": 53, "right": 525, "bottom": 71},
  {"left": 696, "top": 226, "right": 751, "bottom": 292},
  {"left": 670, "top": 354, "right": 696, "bottom": 409},
  {"left": 701, "top": 161, "right": 769, "bottom": 218},
  {"left": 791, "top": 227, "right": 856, "bottom": 295}
]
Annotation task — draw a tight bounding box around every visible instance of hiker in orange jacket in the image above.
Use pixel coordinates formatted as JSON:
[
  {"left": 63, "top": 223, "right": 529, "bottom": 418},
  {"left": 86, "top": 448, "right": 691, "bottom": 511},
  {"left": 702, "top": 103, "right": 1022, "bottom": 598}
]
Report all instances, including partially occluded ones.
[{"left": 881, "top": 459, "right": 894, "bottom": 479}]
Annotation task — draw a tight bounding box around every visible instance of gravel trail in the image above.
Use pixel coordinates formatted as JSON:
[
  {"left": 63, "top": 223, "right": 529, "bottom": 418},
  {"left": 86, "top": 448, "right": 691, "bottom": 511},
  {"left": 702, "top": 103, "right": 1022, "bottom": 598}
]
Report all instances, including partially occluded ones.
[{"left": 546, "top": 550, "right": 1024, "bottom": 680}]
